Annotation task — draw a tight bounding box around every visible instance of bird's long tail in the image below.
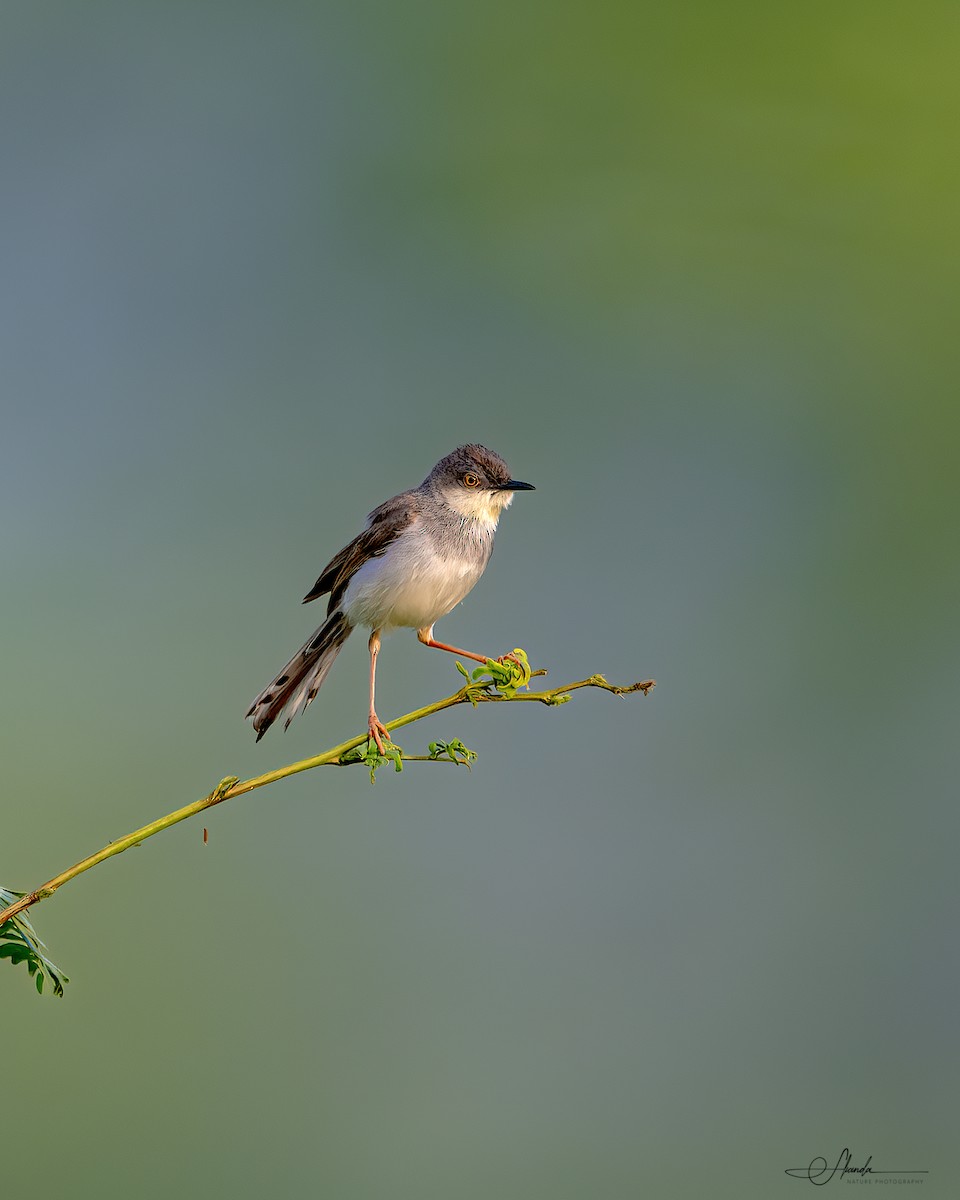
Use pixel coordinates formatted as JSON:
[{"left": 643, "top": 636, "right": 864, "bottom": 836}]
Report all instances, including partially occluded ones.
[{"left": 246, "top": 611, "right": 352, "bottom": 741}]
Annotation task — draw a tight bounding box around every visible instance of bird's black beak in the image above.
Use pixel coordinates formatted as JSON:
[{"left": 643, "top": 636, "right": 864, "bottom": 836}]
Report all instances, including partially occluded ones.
[{"left": 500, "top": 480, "right": 535, "bottom": 491}]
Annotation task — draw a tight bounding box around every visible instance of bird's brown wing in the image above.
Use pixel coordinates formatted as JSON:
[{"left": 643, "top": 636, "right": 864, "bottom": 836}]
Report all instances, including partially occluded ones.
[{"left": 302, "top": 491, "right": 419, "bottom": 614}]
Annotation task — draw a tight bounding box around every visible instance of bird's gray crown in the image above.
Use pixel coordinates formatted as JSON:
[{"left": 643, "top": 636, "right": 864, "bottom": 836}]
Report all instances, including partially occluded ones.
[{"left": 423, "top": 444, "right": 512, "bottom": 490}]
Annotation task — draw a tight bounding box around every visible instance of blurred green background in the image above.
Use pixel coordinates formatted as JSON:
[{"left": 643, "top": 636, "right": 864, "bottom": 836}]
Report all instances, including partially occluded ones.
[{"left": 3, "top": 2, "right": 957, "bottom": 1197}]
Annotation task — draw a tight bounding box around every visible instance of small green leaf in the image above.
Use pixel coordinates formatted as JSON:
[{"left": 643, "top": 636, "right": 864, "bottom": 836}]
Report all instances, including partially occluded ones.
[
  {"left": 341, "top": 738, "right": 406, "bottom": 783},
  {"left": 461, "top": 649, "right": 534, "bottom": 699},
  {"left": 210, "top": 775, "right": 240, "bottom": 802},
  {"left": 1, "top": 887, "right": 69, "bottom": 998},
  {"left": 427, "top": 737, "right": 478, "bottom": 768}
]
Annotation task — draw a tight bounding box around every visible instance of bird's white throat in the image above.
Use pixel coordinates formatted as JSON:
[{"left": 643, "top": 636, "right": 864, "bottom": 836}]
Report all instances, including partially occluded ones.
[{"left": 444, "top": 487, "right": 514, "bottom": 531}]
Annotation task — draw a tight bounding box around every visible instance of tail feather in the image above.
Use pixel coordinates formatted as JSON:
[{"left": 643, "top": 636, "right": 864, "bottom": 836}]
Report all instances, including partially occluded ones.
[{"left": 246, "top": 611, "right": 352, "bottom": 740}]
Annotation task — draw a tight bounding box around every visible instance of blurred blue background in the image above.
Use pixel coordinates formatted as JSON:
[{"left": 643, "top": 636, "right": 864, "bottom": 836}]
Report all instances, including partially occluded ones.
[{"left": 2, "top": 3, "right": 957, "bottom": 1197}]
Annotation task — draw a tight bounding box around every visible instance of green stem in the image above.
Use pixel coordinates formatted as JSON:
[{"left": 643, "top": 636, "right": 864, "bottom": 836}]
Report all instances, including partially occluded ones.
[{"left": 0, "top": 673, "right": 654, "bottom": 927}]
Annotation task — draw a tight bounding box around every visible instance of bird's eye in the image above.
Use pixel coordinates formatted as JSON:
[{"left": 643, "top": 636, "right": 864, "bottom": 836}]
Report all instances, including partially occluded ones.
[{"left": 463, "top": 472, "right": 480, "bottom": 488}]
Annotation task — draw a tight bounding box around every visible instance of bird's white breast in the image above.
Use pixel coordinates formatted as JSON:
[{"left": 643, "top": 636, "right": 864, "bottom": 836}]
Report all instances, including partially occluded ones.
[{"left": 341, "top": 519, "right": 489, "bottom": 632}]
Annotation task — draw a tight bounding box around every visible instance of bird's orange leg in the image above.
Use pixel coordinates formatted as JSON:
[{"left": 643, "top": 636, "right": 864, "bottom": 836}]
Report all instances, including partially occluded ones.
[
  {"left": 367, "top": 630, "right": 390, "bottom": 753},
  {"left": 417, "top": 627, "right": 520, "bottom": 668}
]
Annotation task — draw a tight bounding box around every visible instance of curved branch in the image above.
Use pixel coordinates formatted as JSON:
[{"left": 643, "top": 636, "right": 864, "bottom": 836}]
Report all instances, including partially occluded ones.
[{"left": 0, "top": 671, "right": 654, "bottom": 928}]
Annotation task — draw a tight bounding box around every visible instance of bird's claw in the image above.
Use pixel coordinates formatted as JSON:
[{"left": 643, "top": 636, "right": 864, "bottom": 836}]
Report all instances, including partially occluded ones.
[
  {"left": 367, "top": 714, "right": 390, "bottom": 755},
  {"left": 482, "top": 648, "right": 533, "bottom": 695}
]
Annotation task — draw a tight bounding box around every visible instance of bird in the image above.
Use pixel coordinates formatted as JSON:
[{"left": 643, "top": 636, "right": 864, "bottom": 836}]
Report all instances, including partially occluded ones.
[{"left": 246, "top": 444, "right": 535, "bottom": 749}]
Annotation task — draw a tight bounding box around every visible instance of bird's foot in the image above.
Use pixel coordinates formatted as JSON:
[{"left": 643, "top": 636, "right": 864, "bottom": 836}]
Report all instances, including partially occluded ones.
[{"left": 367, "top": 713, "right": 390, "bottom": 755}]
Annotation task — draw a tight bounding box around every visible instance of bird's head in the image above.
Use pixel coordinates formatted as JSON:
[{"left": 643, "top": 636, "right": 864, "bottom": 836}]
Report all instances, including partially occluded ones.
[{"left": 426, "top": 444, "right": 535, "bottom": 526}]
